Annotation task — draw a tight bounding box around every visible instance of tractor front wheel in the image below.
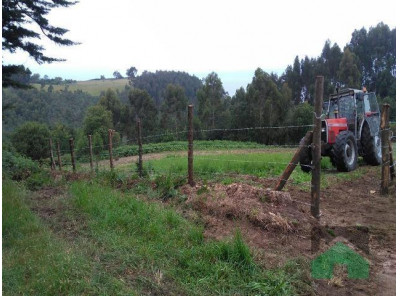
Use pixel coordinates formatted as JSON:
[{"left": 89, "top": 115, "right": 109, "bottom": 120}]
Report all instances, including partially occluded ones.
[{"left": 332, "top": 131, "right": 358, "bottom": 172}]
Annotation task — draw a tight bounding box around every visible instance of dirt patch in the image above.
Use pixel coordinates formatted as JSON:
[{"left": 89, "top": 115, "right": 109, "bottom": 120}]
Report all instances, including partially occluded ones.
[
  {"left": 179, "top": 167, "right": 395, "bottom": 295},
  {"left": 29, "top": 186, "right": 88, "bottom": 242}
]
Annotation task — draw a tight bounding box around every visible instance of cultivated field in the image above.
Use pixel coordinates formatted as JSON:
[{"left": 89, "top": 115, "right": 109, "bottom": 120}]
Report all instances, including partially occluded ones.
[
  {"left": 31, "top": 78, "right": 129, "bottom": 96},
  {"left": 3, "top": 142, "right": 396, "bottom": 295}
]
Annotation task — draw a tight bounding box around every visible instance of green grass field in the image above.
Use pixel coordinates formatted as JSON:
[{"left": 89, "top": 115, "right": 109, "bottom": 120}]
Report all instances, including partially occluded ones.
[
  {"left": 74, "top": 140, "right": 271, "bottom": 162},
  {"left": 142, "top": 152, "right": 369, "bottom": 189},
  {"left": 31, "top": 78, "right": 129, "bottom": 96},
  {"left": 63, "top": 140, "right": 373, "bottom": 190}
]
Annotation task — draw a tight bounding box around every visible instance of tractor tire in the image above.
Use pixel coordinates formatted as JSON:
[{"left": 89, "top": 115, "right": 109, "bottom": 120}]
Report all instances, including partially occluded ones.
[
  {"left": 332, "top": 131, "right": 358, "bottom": 172},
  {"left": 361, "top": 124, "right": 382, "bottom": 165},
  {"left": 299, "top": 138, "right": 312, "bottom": 173}
]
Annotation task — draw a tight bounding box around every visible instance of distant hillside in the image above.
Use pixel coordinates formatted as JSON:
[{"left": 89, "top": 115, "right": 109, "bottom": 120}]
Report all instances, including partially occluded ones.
[
  {"left": 31, "top": 78, "right": 130, "bottom": 96},
  {"left": 2, "top": 87, "right": 98, "bottom": 132},
  {"left": 3, "top": 71, "right": 204, "bottom": 133},
  {"left": 30, "top": 70, "right": 204, "bottom": 107}
]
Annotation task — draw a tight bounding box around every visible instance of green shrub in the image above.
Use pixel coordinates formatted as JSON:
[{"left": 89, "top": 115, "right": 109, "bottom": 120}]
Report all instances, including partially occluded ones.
[
  {"left": 11, "top": 121, "right": 51, "bottom": 160},
  {"left": 2, "top": 150, "right": 40, "bottom": 180}
]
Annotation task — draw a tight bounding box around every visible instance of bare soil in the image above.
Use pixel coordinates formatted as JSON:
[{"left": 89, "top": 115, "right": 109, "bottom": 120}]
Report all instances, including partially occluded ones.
[{"left": 179, "top": 167, "right": 396, "bottom": 295}]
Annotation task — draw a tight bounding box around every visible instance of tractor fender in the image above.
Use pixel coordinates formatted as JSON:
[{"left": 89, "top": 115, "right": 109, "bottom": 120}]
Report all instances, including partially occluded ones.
[{"left": 364, "top": 115, "right": 380, "bottom": 139}]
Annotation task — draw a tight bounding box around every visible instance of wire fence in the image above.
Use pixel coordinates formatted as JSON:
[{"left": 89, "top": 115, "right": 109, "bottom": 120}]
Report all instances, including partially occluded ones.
[{"left": 49, "top": 120, "right": 394, "bottom": 183}]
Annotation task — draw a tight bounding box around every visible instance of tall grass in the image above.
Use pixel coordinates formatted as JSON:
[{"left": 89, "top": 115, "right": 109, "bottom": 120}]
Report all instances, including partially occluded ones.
[
  {"left": 2, "top": 179, "right": 134, "bottom": 295},
  {"left": 70, "top": 181, "right": 307, "bottom": 295}
]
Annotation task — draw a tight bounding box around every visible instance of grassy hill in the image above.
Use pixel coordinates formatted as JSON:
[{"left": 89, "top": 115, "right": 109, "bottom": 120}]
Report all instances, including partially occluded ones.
[{"left": 32, "top": 78, "right": 129, "bottom": 96}]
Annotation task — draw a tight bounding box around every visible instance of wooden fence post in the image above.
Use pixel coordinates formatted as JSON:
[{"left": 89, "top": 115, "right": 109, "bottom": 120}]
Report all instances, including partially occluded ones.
[
  {"left": 56, "top": 141, "right": 62, "bottom": 171},
  {"left": 69, "top": 138, "right": 76, "bottom": 172},
  {"left": 311, "top": 75, "right": 324, "bottom": 218},
  {"left": 108, "top": 129, "right": 114, "bottom": 170},
  {"left": 137, "top": 119, "right": 143, "bottom": 177},
  {"left": 49, "top": 138, "right": 56, "bottom": 171},
  {"left": 188, "top": 105, "right": 195, "bottom": 186},
  {"left": 88, "top": 134, "right": 94, "bottom": 172},
  {"left": 274, "top": 131, "right": 313, "bottom": 191},
  {"left": 380, "top": 103, "right": 390, "bottom": 195}
]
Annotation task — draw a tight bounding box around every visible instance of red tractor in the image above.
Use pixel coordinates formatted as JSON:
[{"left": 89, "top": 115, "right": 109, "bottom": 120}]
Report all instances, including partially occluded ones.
[{"left": 300, "top": 88, "right": 382, "bottom": 172}]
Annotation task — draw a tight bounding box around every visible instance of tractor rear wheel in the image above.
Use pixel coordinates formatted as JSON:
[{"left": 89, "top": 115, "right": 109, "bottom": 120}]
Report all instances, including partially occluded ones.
[
  {"left": 361, "top": 124, "right": 382, "bottom": 165},
  {"left": 332, "top": 131, "right": 358, "bottom": 172}
]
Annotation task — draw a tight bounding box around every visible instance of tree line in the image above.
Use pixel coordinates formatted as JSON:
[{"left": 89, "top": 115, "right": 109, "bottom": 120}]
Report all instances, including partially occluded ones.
[{"left": 3, "top": 22, "right": 396, "bottom": 161}]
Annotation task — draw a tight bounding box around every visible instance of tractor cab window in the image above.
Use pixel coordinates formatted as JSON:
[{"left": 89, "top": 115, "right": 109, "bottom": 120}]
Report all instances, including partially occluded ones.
[
  {"left": 363, "top": 93, "right": 379, "bottom": 113},
  {"left": 338, "top": 95, "right": 355, "bottom": 122},
  {"left": 327, "top": 100, "right": 338, "bottom": 118}
]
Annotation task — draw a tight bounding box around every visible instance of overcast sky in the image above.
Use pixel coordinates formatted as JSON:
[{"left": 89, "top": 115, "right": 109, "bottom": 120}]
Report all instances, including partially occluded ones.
[{"left": 2, "top": 0, "right": 397, "bottom": 95}]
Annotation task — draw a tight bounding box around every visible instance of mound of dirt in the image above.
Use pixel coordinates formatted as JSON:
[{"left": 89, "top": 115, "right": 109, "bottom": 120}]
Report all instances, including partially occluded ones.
[{"left": 182, "top": 182, "right": 307, "bottom": 234}]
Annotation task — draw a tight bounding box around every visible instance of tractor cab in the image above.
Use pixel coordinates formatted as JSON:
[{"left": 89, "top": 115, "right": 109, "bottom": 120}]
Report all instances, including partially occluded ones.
[
  {"left": 315, "top": 88, "right": 382, "bottom": 172},
  {"left": 322, "top": 89, "right": 359, "bottom": 145},
  {"left": 324, "top": 89, "right": 380, "bottom": 143}
]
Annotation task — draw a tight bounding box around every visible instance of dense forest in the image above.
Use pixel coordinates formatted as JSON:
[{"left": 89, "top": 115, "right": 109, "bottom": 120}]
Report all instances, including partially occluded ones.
[
  {"left": 129, "top": 70, "right": 203, "bottom": 106},
  {"left": 2, "top": 23, "right": 396, "bottom": 159}
]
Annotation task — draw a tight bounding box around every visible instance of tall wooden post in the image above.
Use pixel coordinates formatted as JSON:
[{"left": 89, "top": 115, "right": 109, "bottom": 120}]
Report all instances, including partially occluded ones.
[
  {"left": 69, "top": 138, "right": 76, "bottom": 172},
  {"left": 108, "top": 129, "right": 114, "bottom": 170},
  {"left": 88, "top": 135, "right": 94, "bottom": 172},
  {"left": 56, "top": 141, "right": 62, "bottom": 171},
  {"left": 311, "top": 76, "right": 323, "bottom": 218},
  {"left": 137, "top": 119, "right": 143, "bottom": 177},
  {"left": 49, "top": 138, "right": 56, "bottom": 171},
  {"left": 188, "top": 105, "right": 195, "bottom": 186},
  {"left": 380, "top": 104, "right": 390, "bottom": 195}
]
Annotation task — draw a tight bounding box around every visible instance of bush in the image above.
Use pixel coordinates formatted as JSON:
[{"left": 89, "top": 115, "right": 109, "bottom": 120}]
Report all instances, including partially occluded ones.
[
  {"left": 11, "top": 121, "right": 51, "bottom": 160},
  {"left": 2, "top": 150, "right": 40, "bottom": 180}
]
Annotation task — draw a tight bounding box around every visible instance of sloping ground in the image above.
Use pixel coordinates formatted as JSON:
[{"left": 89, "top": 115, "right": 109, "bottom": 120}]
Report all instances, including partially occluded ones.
[
  {"left": 21, "top": 166, "right": 394, "bottom": 295},
  {"left": 178, "top": 167, "right": 395, "bottom": 295}
]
